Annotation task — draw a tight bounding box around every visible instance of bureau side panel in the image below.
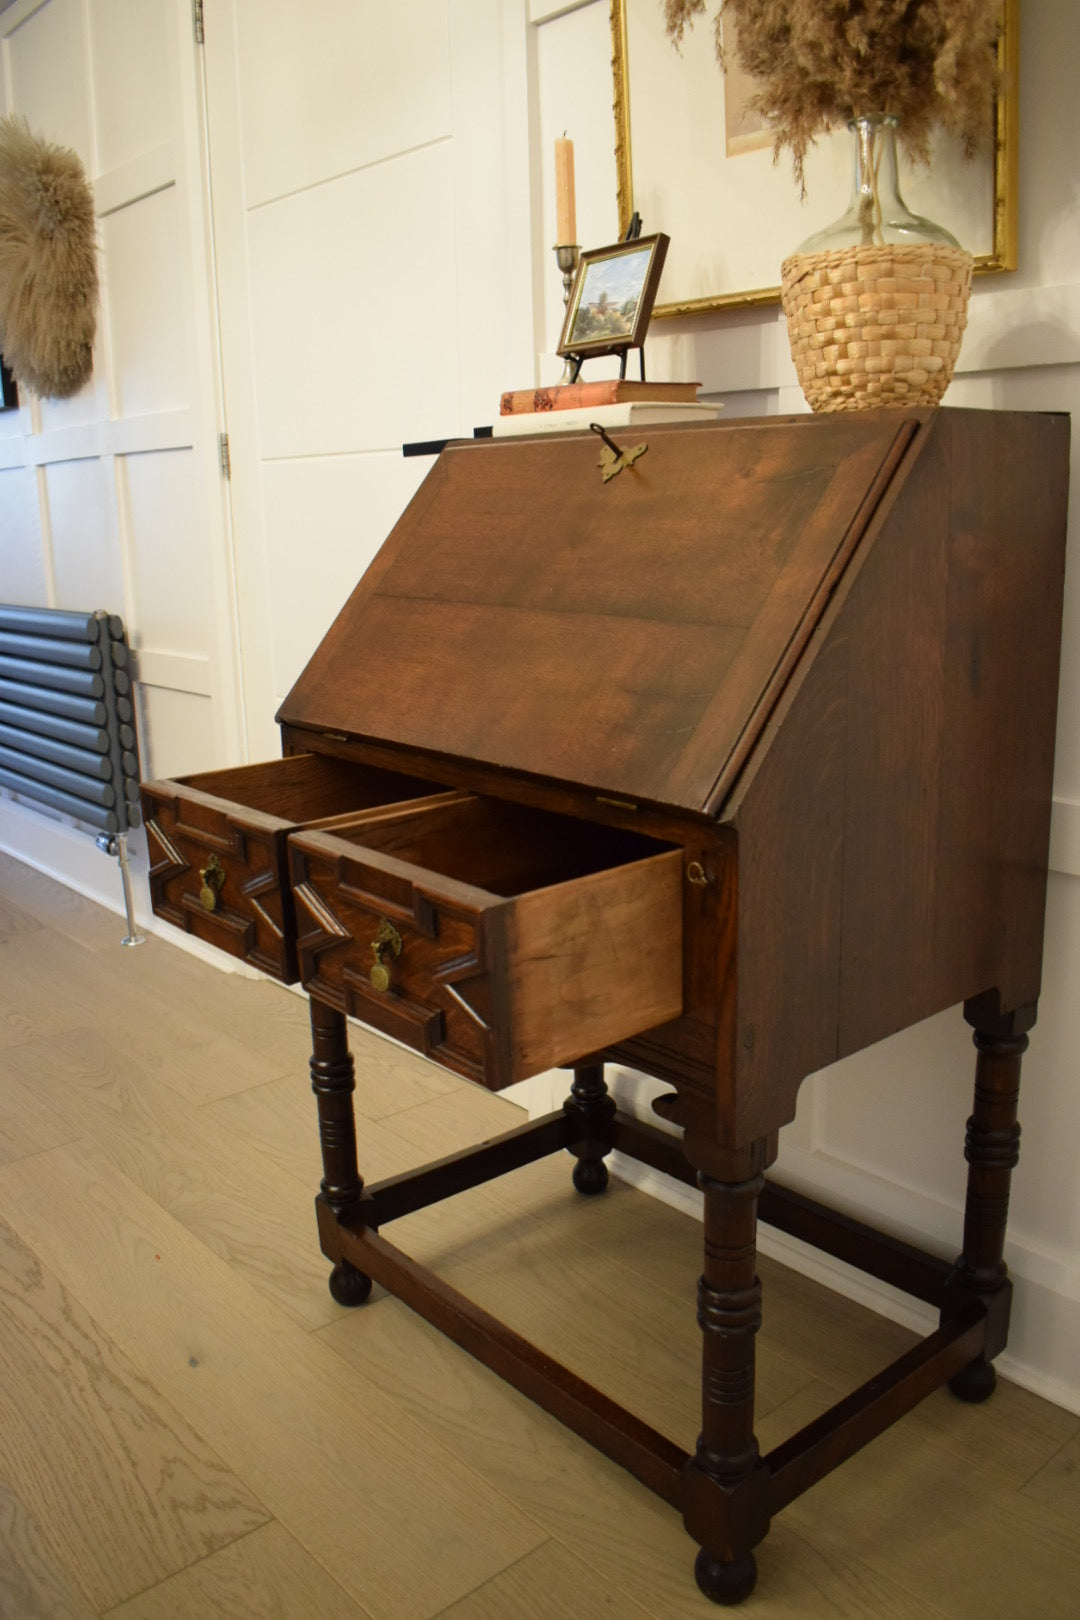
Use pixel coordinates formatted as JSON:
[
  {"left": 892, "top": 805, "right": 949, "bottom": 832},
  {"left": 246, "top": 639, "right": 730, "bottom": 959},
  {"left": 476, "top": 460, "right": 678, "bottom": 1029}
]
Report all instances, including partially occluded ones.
[
  {"left": 928, "top": 409, "right": 1070, "bottom": 1022},
  {"left": 722, "top": 408, "right": 1069, "bottom": 1145},
  {"left": 836, "top": 410, "right": 1069, "bottom": 1051}
]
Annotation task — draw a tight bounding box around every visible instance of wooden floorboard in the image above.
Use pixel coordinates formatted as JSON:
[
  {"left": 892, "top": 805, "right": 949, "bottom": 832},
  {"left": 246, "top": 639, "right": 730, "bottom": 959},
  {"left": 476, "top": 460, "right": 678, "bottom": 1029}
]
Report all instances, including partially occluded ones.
[
  {"left": 0, "top": 1212, "right": 268, "bottom": 1613},
  {"left": 0, "top": 855, "right": 1078, "bottom": 1617},
  {"left": 103, "top": 1523, "right": 372, "bottom": 1620}
]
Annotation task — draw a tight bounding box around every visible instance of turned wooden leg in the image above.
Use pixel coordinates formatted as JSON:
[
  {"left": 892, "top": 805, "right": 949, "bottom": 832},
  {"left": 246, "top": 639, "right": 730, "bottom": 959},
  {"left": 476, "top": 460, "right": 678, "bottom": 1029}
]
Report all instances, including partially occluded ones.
[
  {"left": 309, "top": 996, "right": 371, "bottom": 1306},
  {"left": 563, "top": 1061, "right": 616, "bottom": 1195},
  {"left": 682, "top": 1156, "right": 772, "bottom": 1605},
  {"left": 944, "top": 999, "right": 1030, "bottom": 1401}
]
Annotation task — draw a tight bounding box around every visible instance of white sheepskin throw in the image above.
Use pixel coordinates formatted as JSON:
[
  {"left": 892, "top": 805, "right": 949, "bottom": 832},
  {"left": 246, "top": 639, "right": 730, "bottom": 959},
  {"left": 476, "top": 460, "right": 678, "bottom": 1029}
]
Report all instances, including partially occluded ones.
[{"left": 0, "top": 115, "right": 98, "bottom": 399}]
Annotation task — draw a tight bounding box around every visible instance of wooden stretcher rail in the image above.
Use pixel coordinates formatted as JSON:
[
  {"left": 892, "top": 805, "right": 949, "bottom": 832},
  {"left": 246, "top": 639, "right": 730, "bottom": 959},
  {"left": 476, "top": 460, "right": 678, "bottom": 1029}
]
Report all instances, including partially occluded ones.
[
  {"left": 765, "top": 1301, "right": 990, "bottom": 1513},
  {"left": 611, "top": 1110, "right": 956, "bottom": 1306},
  {"left": 314, "top": 1100, "right": 998, "bottom": 1553},
  {"left": 363, "top": 1109, "right": 579, "bottom": 1225},
  {"left": 757, "top": 1180, "right": 955, "bottom": 1307},
  {"left": 319, "top": 1202, "right": 691, "bottom": 1509}
]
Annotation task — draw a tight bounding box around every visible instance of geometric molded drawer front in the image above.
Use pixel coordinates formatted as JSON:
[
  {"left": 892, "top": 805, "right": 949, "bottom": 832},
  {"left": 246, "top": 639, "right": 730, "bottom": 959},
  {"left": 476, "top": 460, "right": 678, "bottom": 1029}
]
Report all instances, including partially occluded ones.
[
  {"left": 140, "top": 753, "right": 454, "bottom": 982},
  {"left": 288, "top": 794, "right": 684, "bottom": 1088}
]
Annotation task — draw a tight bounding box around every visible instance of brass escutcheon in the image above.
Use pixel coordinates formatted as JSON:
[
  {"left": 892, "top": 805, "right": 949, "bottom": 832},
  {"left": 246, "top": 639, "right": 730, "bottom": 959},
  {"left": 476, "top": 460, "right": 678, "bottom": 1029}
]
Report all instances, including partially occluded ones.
[
  {"left": 199, "top": 853, "right": 226, "bottom": 911},
  {"left": 686, "top": 861, "right": 709, "bottom": 887},
  {"left": 370, "top": 918, "right": 403, "bottom": 992},
  {"left": 590, "top": 421, "right": 648, "bottom": 483}
]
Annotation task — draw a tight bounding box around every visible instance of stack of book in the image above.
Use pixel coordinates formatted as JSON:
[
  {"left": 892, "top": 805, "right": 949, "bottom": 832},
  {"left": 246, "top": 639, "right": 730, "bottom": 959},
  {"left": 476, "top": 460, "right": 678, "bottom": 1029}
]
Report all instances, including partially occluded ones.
[{"left": 492, "top": 379, "right": 720, "bottom": 437}]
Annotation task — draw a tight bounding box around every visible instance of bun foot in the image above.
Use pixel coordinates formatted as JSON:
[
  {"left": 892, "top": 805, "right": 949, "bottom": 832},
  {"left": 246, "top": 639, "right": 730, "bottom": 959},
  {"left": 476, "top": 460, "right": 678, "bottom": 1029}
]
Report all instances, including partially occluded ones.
[
  {"left": 328, "top": 1260, "right": 372, "bottom": 1307},
  {"left": 572, "top": 1157, "right": 609, "bottom": 1196},
  {"left": 694, "top": 1549, "right": 758, "bottom": 1605},
  {"left": 949, "top": 1356, "right": 997, "bottom": 1403}
]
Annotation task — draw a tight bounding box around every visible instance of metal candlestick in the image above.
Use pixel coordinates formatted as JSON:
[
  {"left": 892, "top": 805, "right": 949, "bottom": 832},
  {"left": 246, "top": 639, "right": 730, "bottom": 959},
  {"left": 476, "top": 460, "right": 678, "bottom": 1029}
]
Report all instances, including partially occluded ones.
[{"left": 554, "top": 243, "right": 580, "bottom": 384}]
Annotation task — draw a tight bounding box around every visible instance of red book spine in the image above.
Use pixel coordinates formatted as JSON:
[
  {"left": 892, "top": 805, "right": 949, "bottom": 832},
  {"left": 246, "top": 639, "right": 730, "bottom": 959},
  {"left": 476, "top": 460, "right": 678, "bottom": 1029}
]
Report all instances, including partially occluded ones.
[{"left": 499, "top": 381, "right": 698, "bottom": 415}]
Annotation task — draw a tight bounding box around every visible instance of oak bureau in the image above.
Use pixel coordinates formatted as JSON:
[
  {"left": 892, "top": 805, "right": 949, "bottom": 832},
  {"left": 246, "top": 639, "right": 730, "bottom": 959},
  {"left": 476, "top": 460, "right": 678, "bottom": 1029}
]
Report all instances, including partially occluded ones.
[{"left": 143, "top": 408, "right": 1070, "bottom": 1603}]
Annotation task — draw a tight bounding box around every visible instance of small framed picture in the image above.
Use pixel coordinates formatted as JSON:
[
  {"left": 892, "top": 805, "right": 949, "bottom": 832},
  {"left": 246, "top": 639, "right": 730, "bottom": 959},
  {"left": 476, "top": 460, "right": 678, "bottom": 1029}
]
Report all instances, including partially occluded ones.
[
  {"left": 0, "top": 355, "right": 17, "bottom": 410},
  {"left": 557, "top": 232, "right": 669, "bottom": 362}
]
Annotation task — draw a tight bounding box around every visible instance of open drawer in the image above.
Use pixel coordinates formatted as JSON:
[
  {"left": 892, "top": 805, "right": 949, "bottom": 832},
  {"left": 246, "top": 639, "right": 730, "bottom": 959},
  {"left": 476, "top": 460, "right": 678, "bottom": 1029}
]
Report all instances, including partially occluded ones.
[
  {"left": 288, "top": 795, "right": 684, "bottom": 1090},
  {"left": 141, "top": 754, "right": 455, "bottom": 981}
]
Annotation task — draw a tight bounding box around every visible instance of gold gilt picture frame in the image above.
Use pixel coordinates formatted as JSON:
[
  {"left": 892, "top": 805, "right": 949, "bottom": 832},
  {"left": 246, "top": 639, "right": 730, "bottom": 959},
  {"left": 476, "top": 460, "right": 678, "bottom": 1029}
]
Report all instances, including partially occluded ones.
[{"left": 610, "top": 0, "right": 1019, "bottom": 318}]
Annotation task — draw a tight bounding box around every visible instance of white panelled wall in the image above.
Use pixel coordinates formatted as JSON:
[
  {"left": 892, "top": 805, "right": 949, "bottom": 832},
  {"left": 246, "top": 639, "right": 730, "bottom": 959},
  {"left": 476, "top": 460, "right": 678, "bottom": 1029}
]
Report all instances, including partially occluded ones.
[
  {"left": 1, "top": 0, "right": 1078, "bottom": 1413},
  {"left": 0, "top": 0, "right": 240, "bottom": 900}
]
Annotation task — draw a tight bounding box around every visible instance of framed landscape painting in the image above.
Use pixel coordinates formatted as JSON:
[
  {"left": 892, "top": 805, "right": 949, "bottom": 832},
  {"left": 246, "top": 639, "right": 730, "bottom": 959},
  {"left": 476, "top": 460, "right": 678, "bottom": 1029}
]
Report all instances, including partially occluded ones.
[{"left": 558, "top": 233, "right": 669, "bottom": 360}]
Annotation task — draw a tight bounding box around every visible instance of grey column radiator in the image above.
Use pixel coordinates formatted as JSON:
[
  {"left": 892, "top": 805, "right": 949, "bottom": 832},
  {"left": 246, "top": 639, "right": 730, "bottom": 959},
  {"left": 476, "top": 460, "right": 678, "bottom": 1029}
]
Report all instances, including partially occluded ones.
[
  {"left": 0, "top": 603, "right": 144, "bottom": 942},
  {"left": 0, "top": 603, "right": 141, "bottom": 834}
]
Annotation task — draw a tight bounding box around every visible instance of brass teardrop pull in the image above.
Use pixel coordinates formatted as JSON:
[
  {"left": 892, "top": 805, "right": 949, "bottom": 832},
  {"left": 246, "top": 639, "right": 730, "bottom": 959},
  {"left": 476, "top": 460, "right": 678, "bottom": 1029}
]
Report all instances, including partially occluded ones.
[
  {"left": 370, "top": 919, "right": 403, "bottom": 991},
  {"left": 199, "top": 853, "right": 226, "bottom": 911}
]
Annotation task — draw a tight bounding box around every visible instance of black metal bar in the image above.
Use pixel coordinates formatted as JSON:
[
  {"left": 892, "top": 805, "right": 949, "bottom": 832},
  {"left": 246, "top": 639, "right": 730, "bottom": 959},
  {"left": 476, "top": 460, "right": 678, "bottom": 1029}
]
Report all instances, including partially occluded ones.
[{"left": 402, "top": 437, "right": 455, "bottom": 457}]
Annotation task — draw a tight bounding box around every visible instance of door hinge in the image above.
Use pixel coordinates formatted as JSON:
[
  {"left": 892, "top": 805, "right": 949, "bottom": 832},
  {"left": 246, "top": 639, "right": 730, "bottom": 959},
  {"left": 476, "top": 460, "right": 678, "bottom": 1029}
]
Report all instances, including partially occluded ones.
[
  {"left": 193, "top": 0, "right": 204, "bottom": 45},
  {"left": 219, "top": 432, "right": 231, "bottom": 479}
]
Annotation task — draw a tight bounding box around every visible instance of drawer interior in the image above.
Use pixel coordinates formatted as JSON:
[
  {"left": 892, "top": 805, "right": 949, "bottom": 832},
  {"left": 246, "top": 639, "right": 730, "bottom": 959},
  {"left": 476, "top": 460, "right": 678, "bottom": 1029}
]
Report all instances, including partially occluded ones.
[
  {"left": 175, "top": 752, "right": 447, "bottom": 824},
  {"left": 315, "top": 794, "right": 675, "bottom": 895}
]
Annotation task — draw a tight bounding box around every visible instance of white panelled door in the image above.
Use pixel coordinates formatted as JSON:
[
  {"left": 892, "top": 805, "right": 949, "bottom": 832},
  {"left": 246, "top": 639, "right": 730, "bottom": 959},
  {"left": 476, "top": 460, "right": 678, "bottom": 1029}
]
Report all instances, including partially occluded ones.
[
  {"left": 0, "top": 0, "right": 241, "bottom": 805},
  {"left": 200, "top": 0, "right": 535, "bottom": 757}
]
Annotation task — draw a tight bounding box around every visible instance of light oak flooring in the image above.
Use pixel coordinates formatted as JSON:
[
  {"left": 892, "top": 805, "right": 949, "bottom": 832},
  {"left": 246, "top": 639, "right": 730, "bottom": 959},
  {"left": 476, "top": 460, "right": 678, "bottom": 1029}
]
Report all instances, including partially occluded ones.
[{"left": 1, "top": 850, "right": 1078, "bottom": 1619}]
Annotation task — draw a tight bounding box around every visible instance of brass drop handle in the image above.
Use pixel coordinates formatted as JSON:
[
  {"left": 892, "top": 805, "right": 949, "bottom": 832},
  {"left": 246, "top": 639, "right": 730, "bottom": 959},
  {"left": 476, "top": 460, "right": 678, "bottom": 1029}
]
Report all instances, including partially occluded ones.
[
  {"left": 370, "top": 919, "right": 403, "bottom": 992},
  {"left": 199, "top": 854, "right": 225, "bottom": 911}
]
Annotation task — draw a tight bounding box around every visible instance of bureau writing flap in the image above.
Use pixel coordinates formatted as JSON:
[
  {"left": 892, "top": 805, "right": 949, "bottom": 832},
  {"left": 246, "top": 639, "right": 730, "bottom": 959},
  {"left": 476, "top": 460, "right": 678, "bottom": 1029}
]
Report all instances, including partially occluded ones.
[{"left": 277, "top": 413, "right": 922, "bottom": 815}]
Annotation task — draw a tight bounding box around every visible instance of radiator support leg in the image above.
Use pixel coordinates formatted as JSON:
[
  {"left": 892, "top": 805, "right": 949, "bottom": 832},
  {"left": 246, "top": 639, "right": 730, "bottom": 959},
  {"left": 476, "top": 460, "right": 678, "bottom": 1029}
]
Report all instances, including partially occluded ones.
[{"left": 96, "top": 831, "right": 145, "bottom": 946}]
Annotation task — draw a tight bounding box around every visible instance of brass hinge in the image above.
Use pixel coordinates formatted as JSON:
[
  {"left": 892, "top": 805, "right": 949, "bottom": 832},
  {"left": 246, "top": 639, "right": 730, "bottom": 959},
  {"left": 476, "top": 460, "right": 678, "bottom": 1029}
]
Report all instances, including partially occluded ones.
[
  {"left": 193, "top": 0, "right": 204, "bottom": 45},
  {"left": 219, "top": 432, "right": 230, "bottom": 479}
]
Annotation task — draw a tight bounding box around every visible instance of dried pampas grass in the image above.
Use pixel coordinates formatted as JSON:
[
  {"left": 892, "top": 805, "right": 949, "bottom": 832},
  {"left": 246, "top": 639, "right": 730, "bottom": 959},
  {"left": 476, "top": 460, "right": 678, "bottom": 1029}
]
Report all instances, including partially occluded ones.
[
  {"left": 0, "top": 115, "right": 98, "bottom": 398},
  {"left": 663, "top": 0, "right": 1001, "bottom": 194}
]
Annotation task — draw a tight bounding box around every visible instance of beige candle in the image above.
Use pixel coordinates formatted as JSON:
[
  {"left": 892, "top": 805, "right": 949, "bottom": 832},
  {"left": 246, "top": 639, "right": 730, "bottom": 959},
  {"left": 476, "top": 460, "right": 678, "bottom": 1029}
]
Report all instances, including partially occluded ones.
[{"left": 555, "top": 135, "right": 576, "bottom": 245}]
